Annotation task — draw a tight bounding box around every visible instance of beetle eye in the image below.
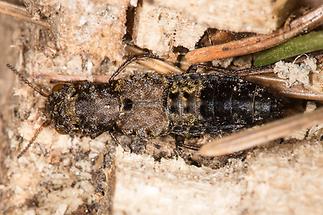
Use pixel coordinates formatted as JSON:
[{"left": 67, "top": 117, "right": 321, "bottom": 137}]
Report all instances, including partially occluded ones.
[{"left": 52, "top": 84, "right": 65, "bottom": 92}]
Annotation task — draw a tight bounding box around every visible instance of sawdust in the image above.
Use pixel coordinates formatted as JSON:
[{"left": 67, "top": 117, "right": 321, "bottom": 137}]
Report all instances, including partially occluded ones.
[{"left": 273, "top": 57, "right": 319, "bottom": 87}]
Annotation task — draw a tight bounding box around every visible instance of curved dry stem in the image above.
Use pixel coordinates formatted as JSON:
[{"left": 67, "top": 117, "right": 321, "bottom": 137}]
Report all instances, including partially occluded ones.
[
  {"left": 198, "top": 107, "right": 323, "bottom": 156},
  {"left": 183, "top": 5, "right": 323, "bottom": 65}
]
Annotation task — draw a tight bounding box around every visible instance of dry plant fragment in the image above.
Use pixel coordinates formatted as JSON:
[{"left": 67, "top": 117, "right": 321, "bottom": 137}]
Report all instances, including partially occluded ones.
[
  {"left": 198, "top": 107, "right": 323, "bottom": 157},
  {"left": 245, "top": 73, "right": 323, "bottom": 101},
  {"left": 183, "top": 5, "right": 323, "bottom": 65},
  {"left": 0, "top": 1, "right": 50, "bottom": 28}
]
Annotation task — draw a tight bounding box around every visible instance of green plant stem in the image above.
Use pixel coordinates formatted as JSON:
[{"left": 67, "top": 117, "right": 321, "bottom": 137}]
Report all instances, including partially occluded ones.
[{"left": 254, "top": 31, "right": 323, "bottom": 67}]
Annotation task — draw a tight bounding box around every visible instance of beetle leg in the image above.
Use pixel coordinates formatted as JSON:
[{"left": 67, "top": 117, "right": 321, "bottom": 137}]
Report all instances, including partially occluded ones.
[
  {"left": 174, "top": 135, "right": 200, "bottom": 151},
  {"left": 124, "top": 44, "right": 184, "bottom": 75},
  {"left": 109, "top": 54, "right": 158, "bottom": 81}
]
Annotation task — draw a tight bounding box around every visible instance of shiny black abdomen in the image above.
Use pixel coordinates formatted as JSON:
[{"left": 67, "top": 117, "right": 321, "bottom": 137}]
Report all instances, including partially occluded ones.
[{"left": 167, "top": 73, "right": 284, "bottom": 137}]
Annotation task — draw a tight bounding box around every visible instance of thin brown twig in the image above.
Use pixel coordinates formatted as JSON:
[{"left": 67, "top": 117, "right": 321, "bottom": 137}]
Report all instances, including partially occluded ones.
[
  {"left": 245, "top": 74, "right": 323, "bottom": 101},
  {"left": 183, "top": 5, "right": 323, "bottom": 65},
  {"left": 198, "top": 107, "right": 323, "bottom": 157},
  {"left": 0, "top": 1, "right": 50, "bottom": 28},
  {"left": 34, "top": 73, "right": 110, "bottom": 83}
]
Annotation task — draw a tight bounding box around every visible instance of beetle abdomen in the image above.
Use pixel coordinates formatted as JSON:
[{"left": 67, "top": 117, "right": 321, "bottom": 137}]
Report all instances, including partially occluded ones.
[{"left": 167, "top": 73, "right": 285, "bottom": 137}]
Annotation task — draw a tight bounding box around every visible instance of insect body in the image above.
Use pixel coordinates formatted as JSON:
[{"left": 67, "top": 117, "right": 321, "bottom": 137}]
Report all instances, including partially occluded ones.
[{"left": 47, "top": 72, "right": 286, "bottom": 142}]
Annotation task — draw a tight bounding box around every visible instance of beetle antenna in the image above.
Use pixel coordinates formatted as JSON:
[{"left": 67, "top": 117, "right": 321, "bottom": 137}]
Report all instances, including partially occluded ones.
[
  {"left": 109, "top": 54, "right": 154, "bottom": 82},
  {"left": 7, "top": 64, "right": 50, "bottom": 97},
  {"left": 17, "top": 120, "right": 50, "bottom": 158}
]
